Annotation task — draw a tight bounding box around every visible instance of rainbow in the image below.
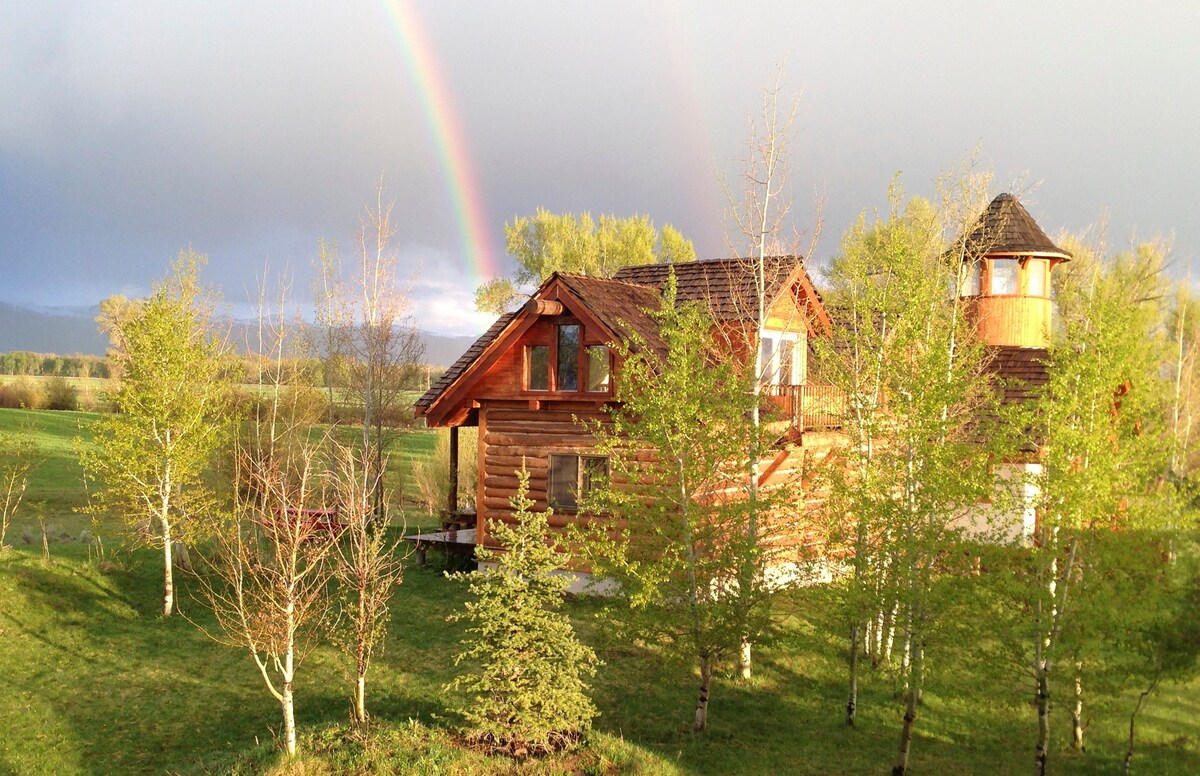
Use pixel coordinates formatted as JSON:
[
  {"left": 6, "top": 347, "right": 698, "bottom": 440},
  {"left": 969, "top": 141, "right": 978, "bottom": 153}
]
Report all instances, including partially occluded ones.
[{"left": 380, "top": 0, "right": 501, "bottom": 285}]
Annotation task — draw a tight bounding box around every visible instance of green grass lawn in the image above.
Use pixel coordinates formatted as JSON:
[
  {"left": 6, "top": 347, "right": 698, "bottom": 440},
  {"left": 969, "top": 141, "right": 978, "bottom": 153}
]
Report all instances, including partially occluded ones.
[
  {"left": 0, "top": 544, "right": 1196, "bottom": 775},
  {"left": 0, "top": 409, "right": 1196, "bottom": 774}
]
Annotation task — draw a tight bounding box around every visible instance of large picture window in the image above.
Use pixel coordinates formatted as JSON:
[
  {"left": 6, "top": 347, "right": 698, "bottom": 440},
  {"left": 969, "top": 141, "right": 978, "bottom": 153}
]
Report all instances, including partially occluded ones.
[{"left": 549, "top": 453, "right": 608, "bottom": 510}]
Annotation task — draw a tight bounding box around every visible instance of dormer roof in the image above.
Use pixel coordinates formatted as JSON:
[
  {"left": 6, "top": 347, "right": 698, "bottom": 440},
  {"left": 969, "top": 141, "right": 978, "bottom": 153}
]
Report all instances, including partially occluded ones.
[{"left": 962, "top": 193, "right": 1071, "bottom": 259}]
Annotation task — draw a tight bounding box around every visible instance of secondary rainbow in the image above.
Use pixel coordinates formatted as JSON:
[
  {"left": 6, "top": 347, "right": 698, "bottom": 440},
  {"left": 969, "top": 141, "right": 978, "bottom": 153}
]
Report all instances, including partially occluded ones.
[{"left": 381, "top": 0, "right": 500, "bottom": 285}]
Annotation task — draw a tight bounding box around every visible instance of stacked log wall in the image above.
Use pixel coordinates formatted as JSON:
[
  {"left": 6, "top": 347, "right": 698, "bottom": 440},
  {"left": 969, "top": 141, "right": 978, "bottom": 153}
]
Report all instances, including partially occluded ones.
[{"left": 476, "top": 405, "right": 612, "bottom": 548}]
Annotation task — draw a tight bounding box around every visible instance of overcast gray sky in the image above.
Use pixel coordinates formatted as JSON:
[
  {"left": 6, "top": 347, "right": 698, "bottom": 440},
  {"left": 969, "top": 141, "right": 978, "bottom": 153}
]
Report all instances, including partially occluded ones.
[{"left": 2, "top": 1, "right": 1197, "bottom": 335}]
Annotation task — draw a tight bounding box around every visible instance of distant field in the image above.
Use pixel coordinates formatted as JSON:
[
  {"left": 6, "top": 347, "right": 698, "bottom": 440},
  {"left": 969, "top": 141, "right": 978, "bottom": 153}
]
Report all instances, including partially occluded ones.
[{"left": 0, "top": 407, "right": 440, "bottom": 548}]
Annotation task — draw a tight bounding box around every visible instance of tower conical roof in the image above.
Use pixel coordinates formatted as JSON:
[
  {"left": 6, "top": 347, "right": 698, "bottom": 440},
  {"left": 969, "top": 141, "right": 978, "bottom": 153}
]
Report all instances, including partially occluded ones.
[{"left": 963, "top": 193, "right": 1070, "bottom": 259}]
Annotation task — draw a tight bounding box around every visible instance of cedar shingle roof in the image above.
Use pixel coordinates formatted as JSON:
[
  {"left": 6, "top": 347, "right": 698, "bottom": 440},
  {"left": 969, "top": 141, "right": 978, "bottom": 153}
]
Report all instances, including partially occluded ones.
[
  {"left": 986, "top": 346, "right": 1050, "bottom": 406},
  {"left": 556, "top": 274, "right": 666, "bottom": 356},
  {"left": 613, "top": 256, "right": 806, "bottom": 320},
  {"left": 963, "top": 194, "right": 1071, "bottom": 258},
  {"left": 415, "top": 311, "right": 517, "bottom": 410}
]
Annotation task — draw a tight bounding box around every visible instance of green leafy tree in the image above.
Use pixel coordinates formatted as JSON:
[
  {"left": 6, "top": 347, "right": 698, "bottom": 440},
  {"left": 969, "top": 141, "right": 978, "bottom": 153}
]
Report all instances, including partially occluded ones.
[
  {"left": 80, "top": 250, "right": 229, "bottom": 616},
  {"left": 1003, "top": 235, "right": 1172, "bottom": 775},
  {"left": 474, "top": 209, "right": 695, "bottom": 313},
  {"left": 816, "top": 180, "right": 999, "bottom": 774},
  {"left": 0, "top": 431, "right": 38, "bottom": 548},
  {"left": 448, "top": 467, "right": 599, "bottom": 755},
  {"left": 578, "top": 274, "right": 790, "bottom": 731}
]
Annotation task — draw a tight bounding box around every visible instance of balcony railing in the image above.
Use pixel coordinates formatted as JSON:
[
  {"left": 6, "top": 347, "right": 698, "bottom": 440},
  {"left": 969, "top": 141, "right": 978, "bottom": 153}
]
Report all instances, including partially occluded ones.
[{"left": 762, "top": 383, "right": 845, "bottom": 431}]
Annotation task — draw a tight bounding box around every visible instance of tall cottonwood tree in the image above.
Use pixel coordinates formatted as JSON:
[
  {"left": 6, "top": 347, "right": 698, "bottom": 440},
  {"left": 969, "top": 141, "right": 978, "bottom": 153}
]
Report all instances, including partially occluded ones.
[
  {"left": 81, "top": 251, "right": 228, "bottom": 616},
  {"left": 579, "top": 275, "right": 791, "bottom": 732},
  {"left": 474, "top": 209, "right": 696, "bottom": 313},
  {"left": 815, "top": 180, "right": 999, "bottom": 773},
  {"left": 314, "top": 184, "right": 424, "bottom": 514}
]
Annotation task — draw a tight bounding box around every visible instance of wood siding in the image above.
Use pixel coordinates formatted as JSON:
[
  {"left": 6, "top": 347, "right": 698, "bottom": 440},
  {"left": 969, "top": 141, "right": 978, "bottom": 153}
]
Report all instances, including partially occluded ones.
[
  {"left": 476, "top": 406, "right": 611, "bottom": 548},
  {"left": 966, "top": 296, "right": 1053, "bottom": 348}
]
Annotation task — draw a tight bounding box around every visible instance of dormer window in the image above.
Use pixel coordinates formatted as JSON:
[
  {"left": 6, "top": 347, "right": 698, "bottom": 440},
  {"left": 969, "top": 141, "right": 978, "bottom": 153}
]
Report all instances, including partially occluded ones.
[
  {"left": 556, "top": 324, "right": 580, "bottom": 391},
  {"left": 525, "top": 323, "right": 613, "bottom": 394},
  {"left": 586, "top": 345, "right": 610, "bottom": 392}
]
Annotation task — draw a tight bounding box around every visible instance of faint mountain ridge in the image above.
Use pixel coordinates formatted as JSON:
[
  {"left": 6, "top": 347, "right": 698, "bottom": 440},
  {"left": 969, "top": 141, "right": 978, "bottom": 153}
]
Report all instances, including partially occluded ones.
[{"left": 0, "top": 302, "right": 479, "bottom": 368}]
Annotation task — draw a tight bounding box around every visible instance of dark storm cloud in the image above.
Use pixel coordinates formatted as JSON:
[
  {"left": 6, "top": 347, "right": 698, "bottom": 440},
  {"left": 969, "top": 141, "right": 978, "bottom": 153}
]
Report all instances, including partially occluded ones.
[{"left": 1, "top": 1, "right": 1197, "bottom": 334}]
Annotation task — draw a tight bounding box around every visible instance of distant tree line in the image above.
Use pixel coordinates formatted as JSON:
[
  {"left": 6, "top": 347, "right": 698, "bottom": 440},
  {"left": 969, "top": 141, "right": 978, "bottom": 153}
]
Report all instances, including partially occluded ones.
[
  {"left": 0, "top": 350, "right": 443, "bottom": 393},
  {"left": 0, "top": 352, "right": 112, "bottom": 378}
]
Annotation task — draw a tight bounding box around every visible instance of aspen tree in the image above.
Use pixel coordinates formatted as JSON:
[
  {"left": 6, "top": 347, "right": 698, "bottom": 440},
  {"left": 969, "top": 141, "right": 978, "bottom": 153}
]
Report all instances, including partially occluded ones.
[
  {"left": 579, "top": 275, "right": 790, "bottom": 731},
  {"left": 815, "top": 176, "right": 999, "bottom": 773},
  {"left": 81, "top": 251, "right": 228, "bottom": 617}
]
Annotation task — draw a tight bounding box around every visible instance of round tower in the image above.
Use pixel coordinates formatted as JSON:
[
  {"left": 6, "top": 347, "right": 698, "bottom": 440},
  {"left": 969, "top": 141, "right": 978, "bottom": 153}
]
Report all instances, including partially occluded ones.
[{"left": 956, "top": 193, "right": 1071, "bottom": 349}]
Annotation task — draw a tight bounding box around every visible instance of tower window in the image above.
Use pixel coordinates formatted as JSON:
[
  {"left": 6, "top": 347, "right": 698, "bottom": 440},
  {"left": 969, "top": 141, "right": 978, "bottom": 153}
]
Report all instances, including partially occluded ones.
[
  {"left": 1026, "top": 260, "right": 1047, "bottom": 297},
  {"left": 990, "top": 259, "right": 1019, "bottom": 295}
]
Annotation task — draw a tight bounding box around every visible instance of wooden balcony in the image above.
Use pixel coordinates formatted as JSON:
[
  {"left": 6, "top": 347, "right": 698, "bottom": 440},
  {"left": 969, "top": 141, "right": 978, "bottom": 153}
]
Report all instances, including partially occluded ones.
[{"left": 762, "top": 383, "right": 845, "bottom": 431}]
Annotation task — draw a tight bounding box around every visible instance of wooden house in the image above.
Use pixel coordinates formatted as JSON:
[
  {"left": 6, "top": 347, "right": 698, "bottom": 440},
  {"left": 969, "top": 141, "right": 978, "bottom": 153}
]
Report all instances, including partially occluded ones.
[
  {"left": 414, "top": 256, "right": 837, "bottom": 554},
  {"left": 413, "top": 192, "right": 1069, "bottom": 558}
]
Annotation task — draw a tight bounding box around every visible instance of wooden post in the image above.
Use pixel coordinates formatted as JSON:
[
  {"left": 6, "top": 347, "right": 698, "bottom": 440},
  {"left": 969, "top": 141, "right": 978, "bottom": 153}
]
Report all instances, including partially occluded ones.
[{"left": 448, "top": 425, "right": 459, "bottom": 514}]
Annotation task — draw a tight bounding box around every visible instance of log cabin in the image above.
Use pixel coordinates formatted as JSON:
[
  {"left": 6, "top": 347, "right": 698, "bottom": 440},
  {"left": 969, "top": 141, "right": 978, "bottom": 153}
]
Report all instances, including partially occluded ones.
[
  {"left": 413, "top": 192, "right": 1069, "bottom": 563},
  {"left": 414, "top": 255, "right": 840, "bottom": 559}
]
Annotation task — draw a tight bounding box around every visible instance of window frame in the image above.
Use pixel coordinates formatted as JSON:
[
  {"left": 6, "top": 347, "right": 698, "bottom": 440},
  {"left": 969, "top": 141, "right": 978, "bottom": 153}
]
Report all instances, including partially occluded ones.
[
  {"left": 548, "top": 453, "right": 609, "bottom": 511},
  {"left": 989, "top": 258, "right": 1020, "bottom": 295}
]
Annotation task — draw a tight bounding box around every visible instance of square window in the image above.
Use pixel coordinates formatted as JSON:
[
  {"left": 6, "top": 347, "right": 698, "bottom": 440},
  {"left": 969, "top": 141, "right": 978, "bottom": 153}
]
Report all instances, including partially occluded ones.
[{"left": 548, "top": 453, "right": 608, "bottom": 510}]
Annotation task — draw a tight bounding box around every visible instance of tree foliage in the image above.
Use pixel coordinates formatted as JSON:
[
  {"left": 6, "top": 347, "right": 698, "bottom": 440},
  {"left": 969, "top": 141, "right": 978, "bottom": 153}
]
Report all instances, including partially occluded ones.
[
  {"left": 578, "top": 274, "right": 792, "bottom": 732},
  {"left": 449, "top": 467, "right": 598, "bottom": 756},
  {"left": 80, "top": 250, "right": 229, "bottom": 616},
  {"left": 997, "top": 232, "right": 1178, "bottom": 773},
  {"left": 474, "top": 209, "right": 695, "bottom": 313},
  {"left": 815, "top": 179, "right": 999, "bottom": 773}
]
